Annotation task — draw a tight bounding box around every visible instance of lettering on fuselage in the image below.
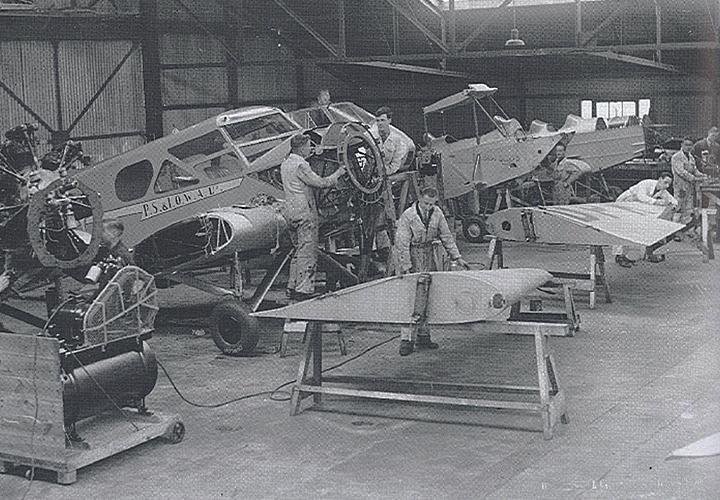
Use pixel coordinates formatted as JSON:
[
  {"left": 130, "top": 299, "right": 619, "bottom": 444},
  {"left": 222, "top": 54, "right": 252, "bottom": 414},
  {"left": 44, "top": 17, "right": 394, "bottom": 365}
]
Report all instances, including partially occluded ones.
[{"left": 139, "top": 179, "right": 242, "bottom": 220}]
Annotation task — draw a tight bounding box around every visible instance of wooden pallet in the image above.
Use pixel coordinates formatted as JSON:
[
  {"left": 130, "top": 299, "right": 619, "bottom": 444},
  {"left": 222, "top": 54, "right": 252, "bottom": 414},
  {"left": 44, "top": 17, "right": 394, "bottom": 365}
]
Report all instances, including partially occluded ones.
[{"left": 0, "top": 332, "right": 184, "bottom": 484}]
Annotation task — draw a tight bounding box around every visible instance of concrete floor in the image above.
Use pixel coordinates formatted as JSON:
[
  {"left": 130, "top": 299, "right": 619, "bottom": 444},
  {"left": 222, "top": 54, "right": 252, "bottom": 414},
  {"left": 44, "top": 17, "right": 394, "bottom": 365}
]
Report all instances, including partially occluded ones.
[{"left": 1, "top": 239, "right": 719, "bottom": 499}]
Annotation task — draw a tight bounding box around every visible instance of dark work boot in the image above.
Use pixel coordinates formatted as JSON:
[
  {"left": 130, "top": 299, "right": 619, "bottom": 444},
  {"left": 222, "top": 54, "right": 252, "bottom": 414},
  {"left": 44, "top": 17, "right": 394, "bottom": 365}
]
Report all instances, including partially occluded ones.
[
  {"left": 416, "top": 335, "right": 439, "bottom": 350},
  {"left": 614, "top": 255, "right": 634, "bottom": 268},
  {"left": 399, "top": 340, "right": 414, "bottom": 356}
]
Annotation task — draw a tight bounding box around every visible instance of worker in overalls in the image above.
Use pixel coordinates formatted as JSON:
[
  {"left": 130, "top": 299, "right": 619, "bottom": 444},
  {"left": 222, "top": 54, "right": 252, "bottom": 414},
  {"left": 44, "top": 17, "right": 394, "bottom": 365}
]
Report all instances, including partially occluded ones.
[
  {"left": 394, "top": 187, "right": 469, "bottom": 356},
  {"left": 281, "top": 133, "right": 345, "bottom": 300}
]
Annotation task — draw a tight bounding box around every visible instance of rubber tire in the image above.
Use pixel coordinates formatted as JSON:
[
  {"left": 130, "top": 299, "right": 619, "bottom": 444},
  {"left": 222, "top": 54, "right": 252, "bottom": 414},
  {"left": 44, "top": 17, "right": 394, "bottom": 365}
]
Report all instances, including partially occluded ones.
[
  {"left": 210, "top": 299, "right": 260, "bottom": 356},
  {"left": 462, "top": 216, "right": 487, "bottom": 243}
]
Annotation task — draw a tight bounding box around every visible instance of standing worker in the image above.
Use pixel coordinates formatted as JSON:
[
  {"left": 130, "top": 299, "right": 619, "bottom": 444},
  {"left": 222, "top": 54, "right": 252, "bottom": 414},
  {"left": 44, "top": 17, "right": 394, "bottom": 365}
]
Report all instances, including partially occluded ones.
[
  {"left": 394, "top": 187, "right": 470, "bottom": 356},
  {"left": 671, "top": 137, "right": 708, "bottom": 224},
  {"left": 281, "top": 133, "right": 345, "bottom": 300}
]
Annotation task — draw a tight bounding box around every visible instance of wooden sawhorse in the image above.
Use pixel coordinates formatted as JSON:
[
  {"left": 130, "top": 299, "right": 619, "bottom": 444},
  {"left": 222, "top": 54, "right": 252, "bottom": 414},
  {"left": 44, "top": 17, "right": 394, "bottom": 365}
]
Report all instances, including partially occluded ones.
[
  {"left": 289, "top": 319, "right": 570, "bottom": 440},
  {"left": 488, "top": 237, "right": 611, "bottom": 309}
]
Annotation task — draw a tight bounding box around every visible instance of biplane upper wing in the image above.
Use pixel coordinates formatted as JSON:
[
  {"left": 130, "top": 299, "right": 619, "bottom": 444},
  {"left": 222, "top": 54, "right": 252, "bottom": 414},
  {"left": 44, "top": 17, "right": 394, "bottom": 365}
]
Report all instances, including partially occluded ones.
[{"left": 486, "top": 202, "right": 686, "bottom": 247}]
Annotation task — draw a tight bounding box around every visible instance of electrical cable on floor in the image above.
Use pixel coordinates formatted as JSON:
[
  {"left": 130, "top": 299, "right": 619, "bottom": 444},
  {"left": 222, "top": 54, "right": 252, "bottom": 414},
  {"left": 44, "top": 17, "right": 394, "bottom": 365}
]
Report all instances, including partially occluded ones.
[{"left": 157, "top": 333, "right": 401, "bottom": 408}]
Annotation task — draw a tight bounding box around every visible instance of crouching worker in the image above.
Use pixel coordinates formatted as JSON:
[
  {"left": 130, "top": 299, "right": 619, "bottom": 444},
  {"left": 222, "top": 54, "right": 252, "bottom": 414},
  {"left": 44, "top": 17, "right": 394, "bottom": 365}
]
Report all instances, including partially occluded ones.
[
  {"left": 612, "top": 172, "right": 677, "bottom": 267},
  {"left": 394, "top": 187, "right": 469, "bottom": 356}
]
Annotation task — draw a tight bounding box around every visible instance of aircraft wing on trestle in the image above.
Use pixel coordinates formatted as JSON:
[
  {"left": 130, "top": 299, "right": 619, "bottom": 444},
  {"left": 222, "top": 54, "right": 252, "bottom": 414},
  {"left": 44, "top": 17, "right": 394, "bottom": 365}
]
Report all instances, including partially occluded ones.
[
  {"left": 252, "top": 269, "right": 552, "bottom": 324},
  {"left": 486, "top": 202, "right": 687, "bottom": 248}
]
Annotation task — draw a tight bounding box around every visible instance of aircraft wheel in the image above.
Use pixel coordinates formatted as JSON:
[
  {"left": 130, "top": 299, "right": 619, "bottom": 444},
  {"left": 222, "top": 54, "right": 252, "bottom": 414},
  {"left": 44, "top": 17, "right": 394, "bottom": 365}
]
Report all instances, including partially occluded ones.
[
  {"left": 210, "top": 299, "right": 260, "bottom": 356},
  {"left": 462, "top": 216, "right": 487, "bottom": 243}
]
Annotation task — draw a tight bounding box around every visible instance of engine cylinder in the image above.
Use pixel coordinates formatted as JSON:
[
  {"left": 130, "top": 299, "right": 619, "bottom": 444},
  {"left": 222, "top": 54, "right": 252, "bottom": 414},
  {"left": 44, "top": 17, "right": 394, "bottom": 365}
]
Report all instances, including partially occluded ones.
[{"left": 62, "top": 342, "right": 158, "bottom": 425}]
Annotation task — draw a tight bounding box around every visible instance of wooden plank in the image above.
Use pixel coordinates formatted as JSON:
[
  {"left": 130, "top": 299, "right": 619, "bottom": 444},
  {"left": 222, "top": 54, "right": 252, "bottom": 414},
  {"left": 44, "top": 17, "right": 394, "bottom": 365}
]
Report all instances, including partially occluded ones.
[
  {"left": 297, "top": 384, "right": 541, "bottom": 412},
  {"left": 0, "top": 333, "right": 59, "bottom": 358},
  {"left": 0, "top": 396, "right": 64, "bottom": 427},
  {"left": 0, "top": 331, "right": 66, "bottom": 463},
  {"left": 66, "top": 412, "right": 181, "bottom": 470},
  {"left": 321, "top": 375, "right": 540, "bottom": 394},
  {"left": 0, "top": 375, "right": 63, "bottom": 399},
  {"left": 0, "top": 357, "right": 62, "bottom": 378},
  {"left": 470, "top": 320, "right": 571, "bottom": 337},
  {"left": 0, "top": 448, "right": 69, "bottom": 468}
]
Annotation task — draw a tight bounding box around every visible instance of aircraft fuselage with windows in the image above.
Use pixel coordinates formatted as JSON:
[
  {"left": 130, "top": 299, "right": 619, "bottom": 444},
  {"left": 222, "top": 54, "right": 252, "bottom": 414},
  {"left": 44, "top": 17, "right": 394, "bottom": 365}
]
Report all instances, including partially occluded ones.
[{"left": 73, "top": 106, "right": 297, "bottom": 250}]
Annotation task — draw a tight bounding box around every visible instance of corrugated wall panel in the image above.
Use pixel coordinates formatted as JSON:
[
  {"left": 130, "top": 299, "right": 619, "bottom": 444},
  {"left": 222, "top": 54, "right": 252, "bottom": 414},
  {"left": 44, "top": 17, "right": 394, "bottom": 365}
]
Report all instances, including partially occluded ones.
[
  {"left": 80, "top": 136, "right": 146, "bottom": 164},
  {"left": 0, "top": 41, "right": 57, "bottom": 129},
  {"left": 238, "top": 65, "right": 295, "bottom": 101},
  {"left": 32, "top": 0, "right": 139, "bottom": 14},
  {"left": 157, "top": 0, "right": 223, "bottom": 22},
  {"left": 163, "top": 107, "right": 225, "bottom": 136},
  {"left": 162, "top": 68, "right": 228, "bottom": 105},
  {"left": 161, "top": 34, "right": 224, "bottom": 65},
  {"left": 59, "top": 40, "right": 145, "bottom": 138},
  {"left": 0, "top": 41, "right": 57, "bottom": 153},
  {"left": 240, "top": 36, "right": 294, "bottom": 62}
]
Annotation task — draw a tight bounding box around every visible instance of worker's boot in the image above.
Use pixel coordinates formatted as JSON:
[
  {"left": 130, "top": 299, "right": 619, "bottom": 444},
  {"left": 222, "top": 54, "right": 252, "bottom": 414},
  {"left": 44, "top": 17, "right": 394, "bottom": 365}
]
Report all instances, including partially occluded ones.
[
  {"left": 415, "top": 334, "right": 439, "bottom": 350},
  {"left": 614, "top": 255, "right": 634, "bottom": 268},
  {"left": 399, "top": 340, "right": 414, "bottom": 356}
]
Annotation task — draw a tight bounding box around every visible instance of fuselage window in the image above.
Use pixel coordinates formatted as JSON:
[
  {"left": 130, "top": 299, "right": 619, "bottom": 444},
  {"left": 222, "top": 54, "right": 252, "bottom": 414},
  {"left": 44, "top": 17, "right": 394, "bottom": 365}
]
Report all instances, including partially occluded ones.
[
  {"left": 197, "top": 150, "right": 242, "bottom": 179},
  {"left": 115, "top": 159, "right": 153, "bottom": 202},
  {"left": 223, "top": 113, "right": 299, "bottom": 144},
  {"left": 154, "top": 159, "right": 198, "bottom": 194},
  {"left": 168, "top": 130, "right": 227, "bottom": 163}
]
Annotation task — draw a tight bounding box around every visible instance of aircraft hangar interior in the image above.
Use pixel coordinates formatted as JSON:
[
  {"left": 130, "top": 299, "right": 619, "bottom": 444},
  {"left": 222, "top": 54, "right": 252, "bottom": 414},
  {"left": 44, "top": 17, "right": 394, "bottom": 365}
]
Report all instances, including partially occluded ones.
[{"left": 0, "top": 0, "right": 718, "bottom": 498}]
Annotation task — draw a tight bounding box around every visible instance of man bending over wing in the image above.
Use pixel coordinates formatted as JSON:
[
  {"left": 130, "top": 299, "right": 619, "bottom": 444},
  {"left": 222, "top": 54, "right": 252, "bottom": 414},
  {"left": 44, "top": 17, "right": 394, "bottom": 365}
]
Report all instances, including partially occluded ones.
[{"left": 612, "top": 172, "right": 677, "bottom": 268}]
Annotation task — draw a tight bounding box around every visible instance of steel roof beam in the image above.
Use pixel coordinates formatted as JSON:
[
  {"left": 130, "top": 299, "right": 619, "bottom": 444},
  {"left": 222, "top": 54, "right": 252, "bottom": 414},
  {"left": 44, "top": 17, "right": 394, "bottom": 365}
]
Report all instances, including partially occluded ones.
[
  {"left": 457, "top": 0, "right": 512, "bottom": 52},
  {"left": 580, "top": 1, "right": 625, "bottom": 47},
  {"left": 273, "top": 0, "right": 339, "bottom": 58},
  {"left": 383, "top": 0, "right": 450, "bottom": 53},
  {"left": 586, "top": 51, "right": 679, "bottom": 73}
]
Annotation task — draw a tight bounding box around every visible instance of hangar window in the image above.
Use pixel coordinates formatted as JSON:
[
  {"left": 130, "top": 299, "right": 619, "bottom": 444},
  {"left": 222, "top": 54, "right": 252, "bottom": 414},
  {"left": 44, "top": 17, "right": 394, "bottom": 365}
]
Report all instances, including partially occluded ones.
[
  {"left": 154, "top": 160, "right": 199, "bottom": 194},
  {"left": 223, "top": 112, "right": 299, "bottom": 145},
  {"left": 168, "top": 131, "right": 227, "bottom": 163},
  {"left": 197, "top": 150, "right": 243, "bottom": 179},
  {"left": 115, "top": 160, "right": 153, "bottom": 202},
  {"left": 581, "top": 99, "right": 651, "bottom": 120}
]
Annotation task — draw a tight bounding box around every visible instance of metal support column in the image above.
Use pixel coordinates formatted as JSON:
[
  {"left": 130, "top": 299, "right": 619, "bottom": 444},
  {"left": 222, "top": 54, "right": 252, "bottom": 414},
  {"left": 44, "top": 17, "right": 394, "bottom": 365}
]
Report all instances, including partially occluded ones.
[
  {"left": 575, "top": 0, "right": 582, "bottom": 47},
  {"left": 140, "top": 0, "right": 164, "bottom": 141}
]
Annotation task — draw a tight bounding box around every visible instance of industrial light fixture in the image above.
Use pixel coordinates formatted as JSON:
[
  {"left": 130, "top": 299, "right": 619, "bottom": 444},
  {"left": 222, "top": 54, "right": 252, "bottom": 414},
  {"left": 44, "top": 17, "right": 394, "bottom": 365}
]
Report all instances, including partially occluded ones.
[{"left": 505, "top": 0, "right": 526, "bottom": 47}]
